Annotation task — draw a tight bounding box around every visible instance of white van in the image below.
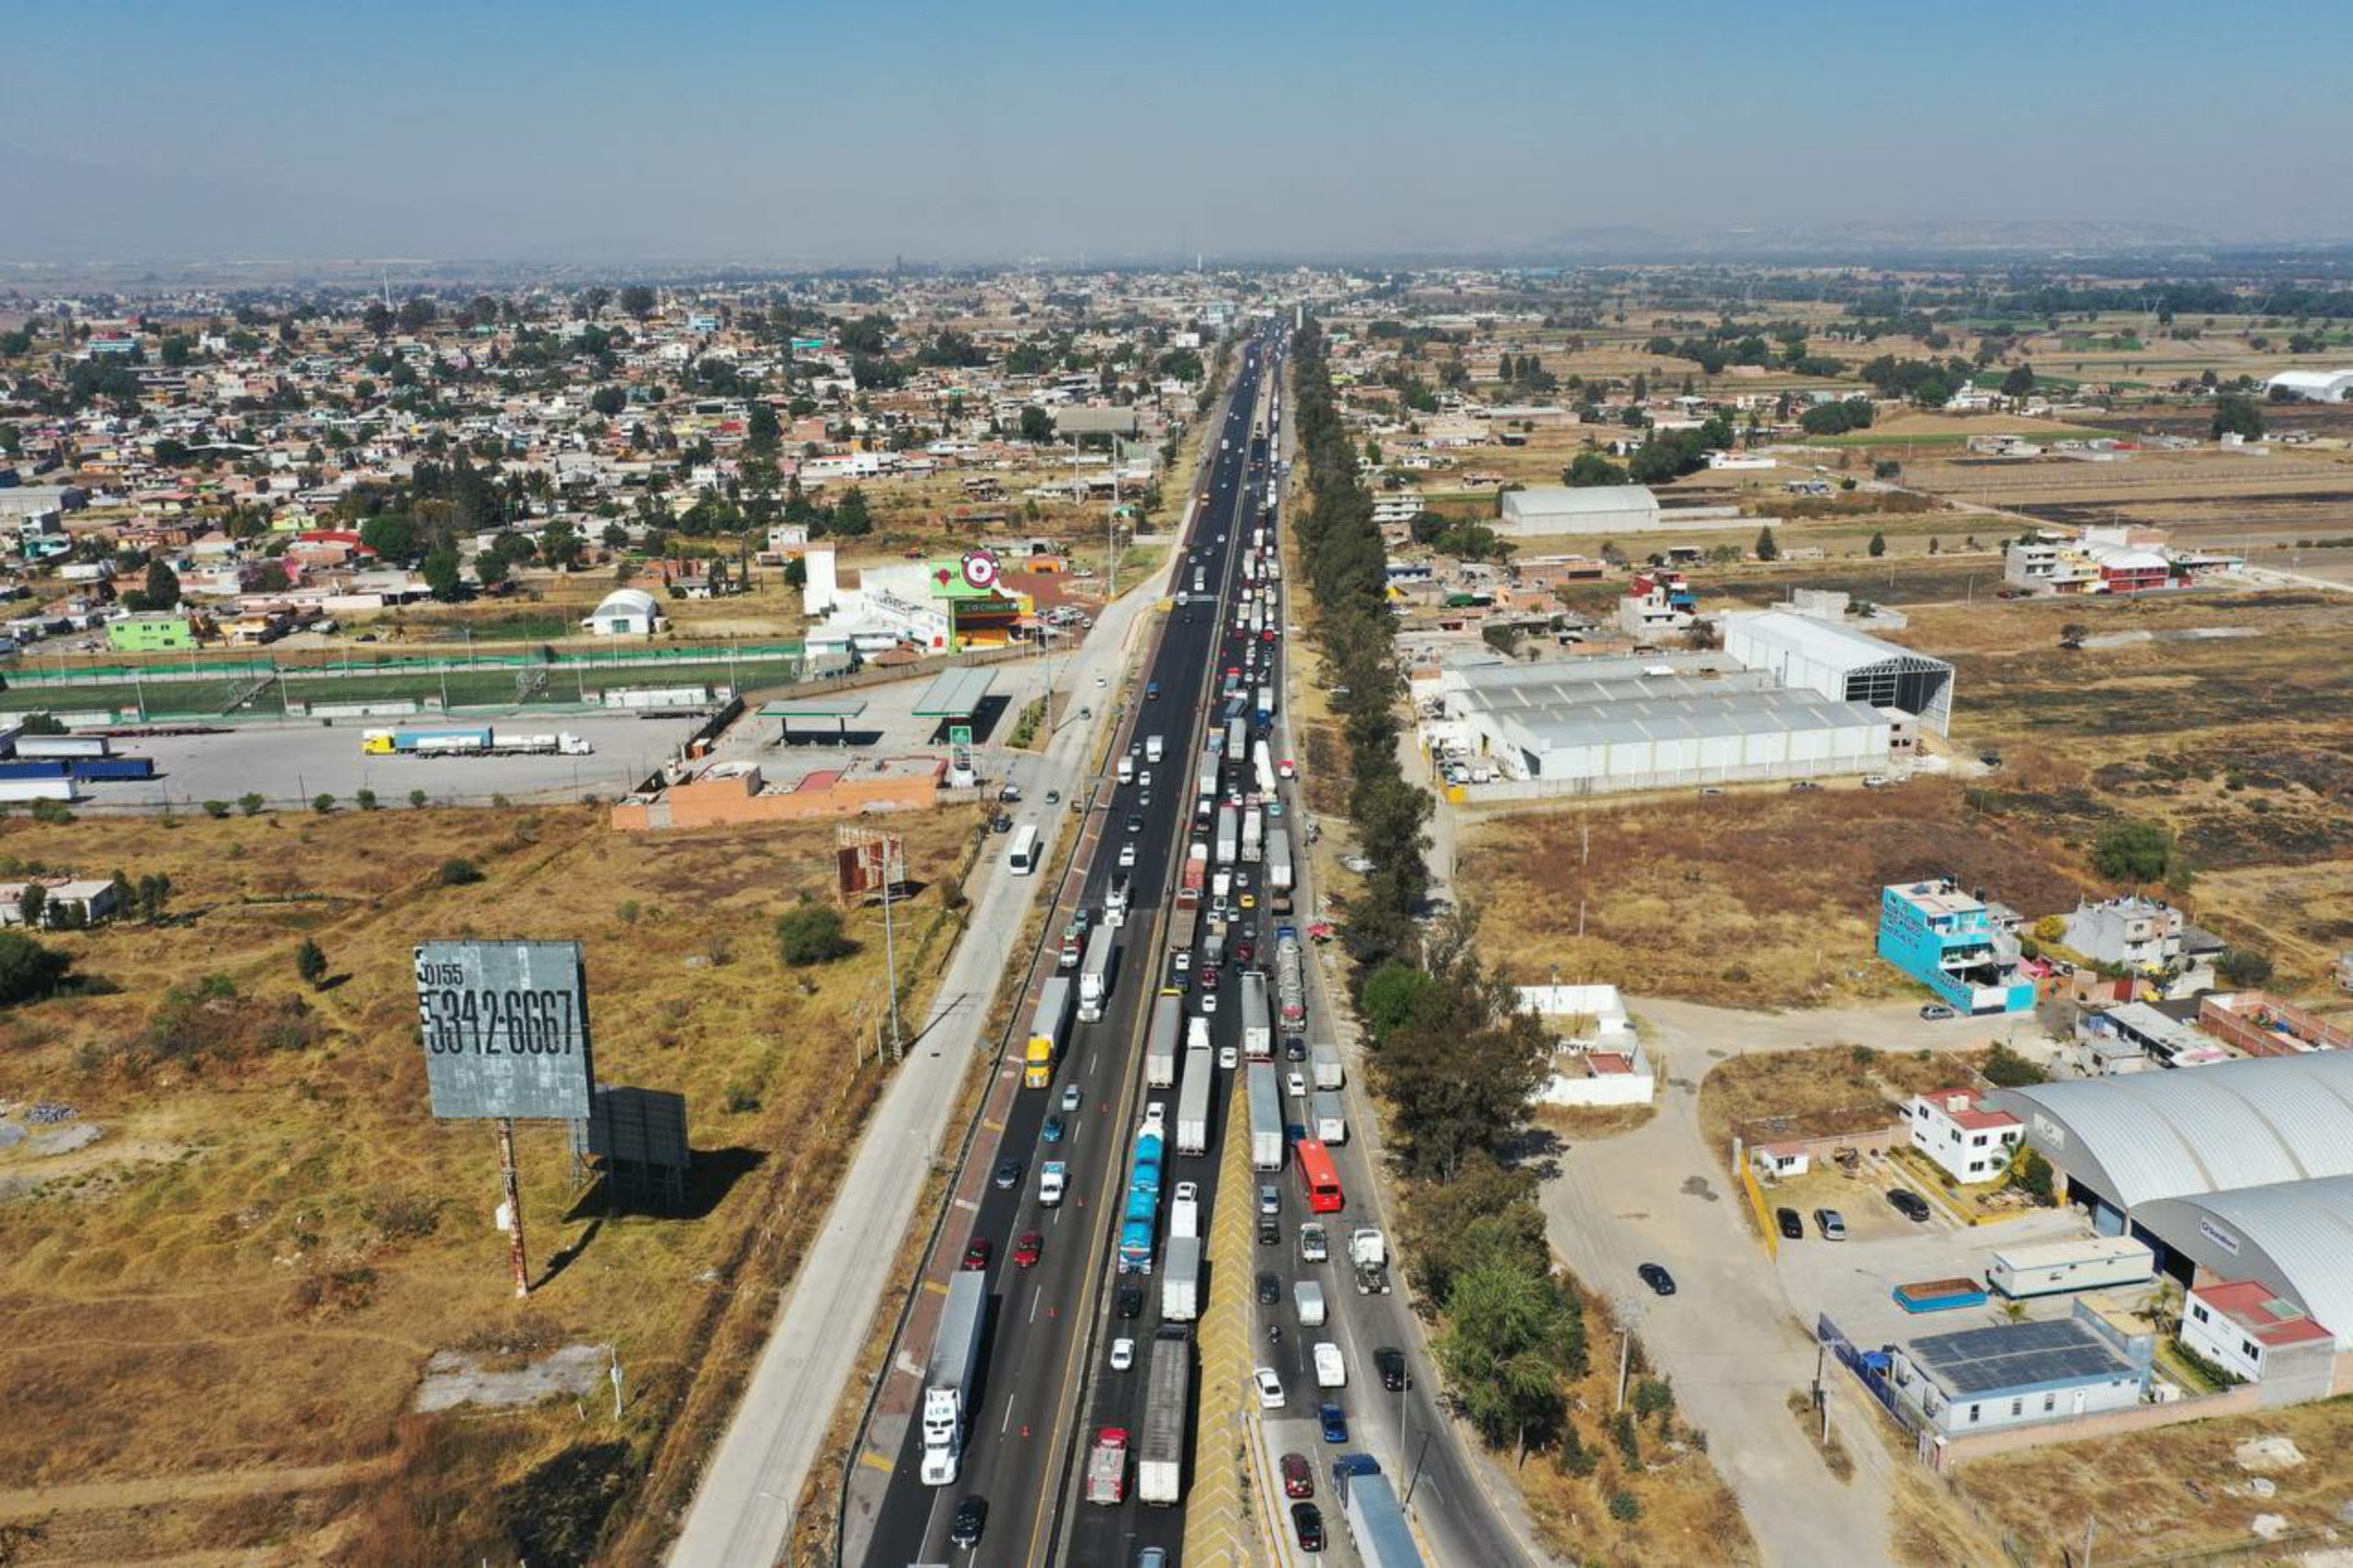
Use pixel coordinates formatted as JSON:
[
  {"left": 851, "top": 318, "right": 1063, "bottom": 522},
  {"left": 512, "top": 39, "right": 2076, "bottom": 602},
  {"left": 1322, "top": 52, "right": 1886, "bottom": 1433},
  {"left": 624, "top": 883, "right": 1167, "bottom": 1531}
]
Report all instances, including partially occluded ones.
[{"left": 1293, "top": 1279, "right": 1326, "bottom": 1327}]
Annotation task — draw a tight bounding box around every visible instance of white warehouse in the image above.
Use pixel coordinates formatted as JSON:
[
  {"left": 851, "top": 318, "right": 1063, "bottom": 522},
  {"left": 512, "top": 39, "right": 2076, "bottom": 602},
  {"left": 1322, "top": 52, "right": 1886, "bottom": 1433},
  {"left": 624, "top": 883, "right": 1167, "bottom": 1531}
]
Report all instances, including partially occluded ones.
[
  {"left": 1722, "top": 610, "right": 1956, "bottom": 736},
  {"left": 1438, "top": 656, "right": 1894, "bottom": 793}
]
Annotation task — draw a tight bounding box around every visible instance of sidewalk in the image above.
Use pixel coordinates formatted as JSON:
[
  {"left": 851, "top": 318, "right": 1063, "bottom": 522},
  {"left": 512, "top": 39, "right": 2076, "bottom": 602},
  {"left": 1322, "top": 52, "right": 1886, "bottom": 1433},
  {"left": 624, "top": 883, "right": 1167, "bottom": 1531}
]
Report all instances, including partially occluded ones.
[{"left": 665, "top": 551, "right": 1179, "bottom": 1568}]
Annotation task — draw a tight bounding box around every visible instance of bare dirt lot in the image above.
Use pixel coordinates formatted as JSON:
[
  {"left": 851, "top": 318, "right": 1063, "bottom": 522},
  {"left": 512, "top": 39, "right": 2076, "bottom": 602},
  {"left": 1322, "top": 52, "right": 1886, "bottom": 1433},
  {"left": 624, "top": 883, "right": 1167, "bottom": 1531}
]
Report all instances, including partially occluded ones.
[{"left": 0, "top": 801, "right": 978, "bottom": 1563}]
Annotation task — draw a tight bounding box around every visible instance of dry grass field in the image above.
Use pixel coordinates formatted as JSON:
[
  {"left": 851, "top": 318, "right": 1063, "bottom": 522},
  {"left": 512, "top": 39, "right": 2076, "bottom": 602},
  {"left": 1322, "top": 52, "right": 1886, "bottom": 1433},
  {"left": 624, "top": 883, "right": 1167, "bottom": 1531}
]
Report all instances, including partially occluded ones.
[
  {"left": 1695, "top": 1046, "right": 1995, "bottom": 1171},
  {"left": 1903, "top": 590, "right": 2353, "bottom": 990},
  {"left": 1949, "top": 1393, "right": 2353, "bottom": 1562},
  {"left": 0, "top": 801, "right": 980, "bottom": 1563},
  {"left": 1461, "top": 779, "right": 2086, "bottom": 1011}
]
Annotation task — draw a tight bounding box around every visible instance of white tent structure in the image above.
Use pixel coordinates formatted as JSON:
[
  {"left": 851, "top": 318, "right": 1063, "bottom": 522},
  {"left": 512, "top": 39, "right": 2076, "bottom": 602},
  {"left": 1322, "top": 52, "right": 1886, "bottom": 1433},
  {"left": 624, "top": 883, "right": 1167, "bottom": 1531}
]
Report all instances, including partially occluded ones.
[{"left": 582, "top": 587, "right": 666, "bottom": 637}]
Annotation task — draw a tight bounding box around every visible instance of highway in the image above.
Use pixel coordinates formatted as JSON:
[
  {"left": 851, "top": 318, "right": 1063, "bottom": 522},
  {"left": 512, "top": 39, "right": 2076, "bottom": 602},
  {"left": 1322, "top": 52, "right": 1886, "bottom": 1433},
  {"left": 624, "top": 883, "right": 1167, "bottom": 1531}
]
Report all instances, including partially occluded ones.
[{"left": 863, "top": 332, "right": 1280, "bottom": 1567}]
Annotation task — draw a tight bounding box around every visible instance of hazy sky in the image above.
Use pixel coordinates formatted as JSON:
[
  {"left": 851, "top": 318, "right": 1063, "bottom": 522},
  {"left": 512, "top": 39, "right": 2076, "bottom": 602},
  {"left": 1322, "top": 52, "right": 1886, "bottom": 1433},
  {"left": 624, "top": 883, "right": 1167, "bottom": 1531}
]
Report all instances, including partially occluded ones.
[{"left": 6, "top": 0, "right": 2348, "bottom": 263}]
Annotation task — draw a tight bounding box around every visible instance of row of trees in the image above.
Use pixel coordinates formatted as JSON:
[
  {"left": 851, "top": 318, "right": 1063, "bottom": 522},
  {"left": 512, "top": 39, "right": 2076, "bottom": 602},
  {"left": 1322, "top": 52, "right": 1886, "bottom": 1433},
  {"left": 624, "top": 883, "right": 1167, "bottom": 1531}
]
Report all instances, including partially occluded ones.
[{"left": 1293, "top": 325, "right": 1597, "bottom": 1471}]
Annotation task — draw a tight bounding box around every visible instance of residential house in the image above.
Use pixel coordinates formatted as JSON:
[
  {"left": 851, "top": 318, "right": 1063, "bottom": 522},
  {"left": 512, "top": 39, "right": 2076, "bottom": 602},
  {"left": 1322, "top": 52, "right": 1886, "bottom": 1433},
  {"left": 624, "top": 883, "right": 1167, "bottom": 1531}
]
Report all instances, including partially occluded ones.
[
  {"left": 2181, "top": 1280, "right": 2336, "bottom": 1387},
  {"left": 1908, "top": 1088, "right": 2024, "bottom": 1184}
]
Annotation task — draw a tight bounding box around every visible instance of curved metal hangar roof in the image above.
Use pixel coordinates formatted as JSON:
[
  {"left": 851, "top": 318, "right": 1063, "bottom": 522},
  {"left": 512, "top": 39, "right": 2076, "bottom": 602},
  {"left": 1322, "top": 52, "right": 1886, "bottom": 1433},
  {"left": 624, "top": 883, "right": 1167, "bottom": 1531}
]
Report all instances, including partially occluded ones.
[{"left": 1985, "top": 1052, "right": 2353, "bottom": 1210}]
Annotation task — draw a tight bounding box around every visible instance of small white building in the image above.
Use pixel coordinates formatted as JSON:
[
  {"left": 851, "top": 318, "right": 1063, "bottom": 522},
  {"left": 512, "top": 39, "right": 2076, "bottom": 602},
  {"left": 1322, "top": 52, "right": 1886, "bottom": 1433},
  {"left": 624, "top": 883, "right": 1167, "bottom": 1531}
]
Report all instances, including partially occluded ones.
[
  {"left": 0, "top": 878, "right": 121, "bottom": 926},
  {"left": 581, "top": 587, "right": 666, "bottom": 637},
  {"left": 1908, "top": 1088, "right": 2023, "bottom": 1184},
  {"left": 1518, "top": 984, "right": 1651, "bottom": 1107},
  {"left": 2181, "top": 1279, "right": 2336, "bottom": 1385}
]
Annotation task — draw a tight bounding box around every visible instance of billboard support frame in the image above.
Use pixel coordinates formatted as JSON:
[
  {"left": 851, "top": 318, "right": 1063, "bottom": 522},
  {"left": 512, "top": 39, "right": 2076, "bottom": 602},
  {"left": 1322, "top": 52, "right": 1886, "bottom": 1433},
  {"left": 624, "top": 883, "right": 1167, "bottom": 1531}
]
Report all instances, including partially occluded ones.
[{"left": 498, "top": 1116, "right": 529, "bottom": 1299}]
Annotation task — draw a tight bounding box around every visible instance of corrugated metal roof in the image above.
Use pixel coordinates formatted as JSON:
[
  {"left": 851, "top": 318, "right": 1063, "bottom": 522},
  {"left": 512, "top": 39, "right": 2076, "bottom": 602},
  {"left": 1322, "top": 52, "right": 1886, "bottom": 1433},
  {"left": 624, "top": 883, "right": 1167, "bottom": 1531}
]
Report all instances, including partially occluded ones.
[
  {"left": 1987, "top": 1052, "right": 2353, "bottom": 1210},
  {"left": 2138, "top": 1175, "right": 2353, "bottom": 1348},
  {"left": 1723, "top": 608, "right": 1954, "bottom": 678},
  {"left": 910, "top": 665, "right": 998, "bottom": 718}
]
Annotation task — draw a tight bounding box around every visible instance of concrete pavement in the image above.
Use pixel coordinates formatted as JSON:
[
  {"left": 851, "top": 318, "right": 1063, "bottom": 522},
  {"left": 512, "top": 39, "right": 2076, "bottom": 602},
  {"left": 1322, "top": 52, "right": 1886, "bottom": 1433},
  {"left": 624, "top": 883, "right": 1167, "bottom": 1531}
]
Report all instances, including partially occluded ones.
[
  {"left": 665, "top": 548, "right": 1179, "bottom": 1568},
  {"left": 1540, "top": 995, "right": 2023, "bottom": 1566}
]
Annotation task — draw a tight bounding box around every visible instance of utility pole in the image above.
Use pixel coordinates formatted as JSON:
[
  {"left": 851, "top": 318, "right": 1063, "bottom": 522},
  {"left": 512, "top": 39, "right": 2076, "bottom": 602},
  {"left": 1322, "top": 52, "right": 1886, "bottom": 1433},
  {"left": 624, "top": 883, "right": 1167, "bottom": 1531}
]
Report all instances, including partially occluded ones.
[
  {"left": 881, "top": 861, "right": 903, "bottom": 1059},
  {"left": 1616, "top": 1319, "right": 1632, "bottom": 1412}
]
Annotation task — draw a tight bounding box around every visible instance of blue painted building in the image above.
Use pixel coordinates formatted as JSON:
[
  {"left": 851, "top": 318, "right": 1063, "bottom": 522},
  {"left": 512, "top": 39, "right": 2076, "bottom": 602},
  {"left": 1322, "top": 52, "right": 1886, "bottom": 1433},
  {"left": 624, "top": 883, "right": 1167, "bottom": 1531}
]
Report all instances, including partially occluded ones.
[{"left": 1878, "top": 878, "right": 2035, "bottom": 1015}]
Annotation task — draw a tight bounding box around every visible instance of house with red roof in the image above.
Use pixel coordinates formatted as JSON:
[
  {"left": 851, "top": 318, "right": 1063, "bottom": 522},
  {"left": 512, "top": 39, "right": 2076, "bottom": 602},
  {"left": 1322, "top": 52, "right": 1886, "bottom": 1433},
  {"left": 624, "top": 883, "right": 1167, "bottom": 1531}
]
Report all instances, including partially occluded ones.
[
  {"left": 2181, "top": 1279, "right": 2334, "bottom": 1386},
  {"left": 1908, "top": 1087, "right": 2023, "bottom": 1184}
]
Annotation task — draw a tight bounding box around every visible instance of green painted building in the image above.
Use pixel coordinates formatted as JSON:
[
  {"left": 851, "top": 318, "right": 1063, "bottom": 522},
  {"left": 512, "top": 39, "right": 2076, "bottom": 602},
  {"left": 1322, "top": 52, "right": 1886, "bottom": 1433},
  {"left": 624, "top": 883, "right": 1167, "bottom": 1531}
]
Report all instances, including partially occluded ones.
[{"left": 107, "top": 614, "right": 198, "bottom": 652}]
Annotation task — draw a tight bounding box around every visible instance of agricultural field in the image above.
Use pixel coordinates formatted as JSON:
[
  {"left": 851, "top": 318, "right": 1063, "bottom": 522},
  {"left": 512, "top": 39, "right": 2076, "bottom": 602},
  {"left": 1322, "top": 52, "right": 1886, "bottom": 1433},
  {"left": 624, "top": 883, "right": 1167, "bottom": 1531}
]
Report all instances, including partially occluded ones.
[
  {"left": 0, "top": 801, "right": 980, "bottom": 1563},
  {"left": 1460, "top": 779, "right": 2088, "bottom": 1012}
]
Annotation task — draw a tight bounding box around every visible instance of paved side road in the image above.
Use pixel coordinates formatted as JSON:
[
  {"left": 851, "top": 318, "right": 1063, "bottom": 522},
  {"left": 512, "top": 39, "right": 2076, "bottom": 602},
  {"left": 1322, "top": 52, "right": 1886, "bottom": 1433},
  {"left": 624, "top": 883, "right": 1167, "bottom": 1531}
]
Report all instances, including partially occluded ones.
[
  {"left": 664, "top": 552, "right": 1176, "bottom": 1568},
  {"left": 1540, "top": 996, "right": 2018, "bottom": 1566}
]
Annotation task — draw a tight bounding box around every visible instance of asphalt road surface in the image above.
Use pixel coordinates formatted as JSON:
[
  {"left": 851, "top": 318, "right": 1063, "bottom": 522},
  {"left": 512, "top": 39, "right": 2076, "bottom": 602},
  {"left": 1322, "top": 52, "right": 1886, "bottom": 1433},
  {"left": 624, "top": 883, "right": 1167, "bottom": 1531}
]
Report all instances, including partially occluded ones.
[{"left": 863, "top": 334, "right": 1281, "bottom": 1567}]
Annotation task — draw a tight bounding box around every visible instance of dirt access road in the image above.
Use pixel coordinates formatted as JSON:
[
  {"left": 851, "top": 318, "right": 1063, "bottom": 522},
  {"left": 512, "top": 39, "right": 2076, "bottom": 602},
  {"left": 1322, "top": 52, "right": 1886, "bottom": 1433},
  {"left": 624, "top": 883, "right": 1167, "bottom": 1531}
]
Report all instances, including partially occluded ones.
[{"left": 1541, "top": 997, "right": 2015, "bottom": 1567}]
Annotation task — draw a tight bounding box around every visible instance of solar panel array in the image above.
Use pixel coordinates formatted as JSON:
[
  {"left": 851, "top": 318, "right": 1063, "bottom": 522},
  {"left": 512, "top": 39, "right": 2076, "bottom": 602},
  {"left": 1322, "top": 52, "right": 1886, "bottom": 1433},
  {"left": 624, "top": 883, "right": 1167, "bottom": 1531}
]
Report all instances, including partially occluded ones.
[{"left": 1907, "top": 1318, "right": 2128, "bottom": 1395}]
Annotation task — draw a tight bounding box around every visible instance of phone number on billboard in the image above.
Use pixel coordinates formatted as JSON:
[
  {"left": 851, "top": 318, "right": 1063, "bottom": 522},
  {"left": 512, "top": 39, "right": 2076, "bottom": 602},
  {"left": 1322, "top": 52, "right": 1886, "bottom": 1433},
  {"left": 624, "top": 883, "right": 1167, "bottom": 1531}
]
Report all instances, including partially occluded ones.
[{"left": 419, "top": 988, "right": 581, "bottom": 1056}]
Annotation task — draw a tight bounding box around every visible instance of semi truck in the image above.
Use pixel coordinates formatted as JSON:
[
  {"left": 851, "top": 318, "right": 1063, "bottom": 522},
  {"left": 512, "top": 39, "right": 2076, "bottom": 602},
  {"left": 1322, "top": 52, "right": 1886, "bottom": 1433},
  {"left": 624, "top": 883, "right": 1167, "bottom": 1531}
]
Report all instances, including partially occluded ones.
[
  {"left": 1084, "top": 1427, "right": 1130, "bottom": 1506},
  {"left": 1166, "top": 903, "right": 1198, "bottom": 965},
  {"left": 1252, "top": 738, "right": 1276, "bottom": 798},
  {"left": 11, "top": 734, "right": 110, "bottom": 759},
  {"left": 1240, "top": 804, "right": 1263, "bottom": 864},
  {"left": 1256, "top": 686, "right": 1274, "bottom": 726},
  {"left": 1341, "top": 1465, "right": 1423, "bottom": 1567},
  {"left": 1023, "top": 976, "right": 1073, "bottom": 1089},
  {"left": 1117, "top": 1113, "right": 1166, "bottom": 1273},
  {"left": 1176, "top": 841, "right": 1208, "bottom": 909},
  {"left": 359, "top": 727, "right": 592, "bottom": 756},
  {"left": 1239, "top": 971, "right": 1273, "bottom": 1060},
  {"left": 1161, "top": 1234, "right": 1201, "bottom": 1322},
  {"left": 1144, "top": 733, "right": 1164, "bottom": 763},
  {"left": 1266, "top": 828, "right": 1294, "bottom": 904},
  {"left": 1312, "top": 1090, "right": 1347, "bottom": 1144},
  {"left": 1175, "top": 1043, "right": 1214, "bottom": 1156},
  {"left": 1214, "top": 804, "right": 1239, "bottom": 866},
  {"left": 919, "top": 1269, "right": 989, "bottom": 1485},
  {"left": 1138, "top": 1328, "right": 1191, "bottom": 1506},
  {"left": 1247, "top": 1062, "right": 1283, "bottom": 1172},
  {"left": 1077, "top": 924, "right": 1117, "bottom": 1023},
  {"left": 1275, "top": 930, "right": 1306, "bottom": 1035},
  {"left": 1144, "top": 993, "right": 1183, "bottom": 1089}
]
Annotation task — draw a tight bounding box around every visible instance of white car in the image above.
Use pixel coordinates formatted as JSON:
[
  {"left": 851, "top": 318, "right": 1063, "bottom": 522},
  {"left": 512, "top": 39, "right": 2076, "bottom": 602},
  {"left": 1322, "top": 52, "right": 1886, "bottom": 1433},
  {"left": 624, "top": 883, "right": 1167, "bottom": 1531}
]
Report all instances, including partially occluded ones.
[
  {"left": 1219, "top": 1043, "right": 1238, "bottom": 1070},
  {"left": 1253, "top": 1366, "right": 1286, "bottom": 1409},
  {"left": 1110, "top": 1336, "right": 1135, "bottom": 1371},
  {"left": 1199, "top": 991, "right": 1218, "bottom": 1016},
  {"left": 1119, "top": 844, "right": 1137, "bottom": 869},
  {"left": 1286, "top": 1071, "right": 1307, "bottom": 1098}
]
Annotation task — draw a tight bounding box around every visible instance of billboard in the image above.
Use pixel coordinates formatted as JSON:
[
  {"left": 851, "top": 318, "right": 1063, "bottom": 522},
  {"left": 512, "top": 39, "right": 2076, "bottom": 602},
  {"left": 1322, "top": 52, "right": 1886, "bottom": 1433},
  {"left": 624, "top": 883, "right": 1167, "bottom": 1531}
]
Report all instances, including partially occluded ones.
[{"left": 414, "top": 941, "right": 597, "bottom": 1120}]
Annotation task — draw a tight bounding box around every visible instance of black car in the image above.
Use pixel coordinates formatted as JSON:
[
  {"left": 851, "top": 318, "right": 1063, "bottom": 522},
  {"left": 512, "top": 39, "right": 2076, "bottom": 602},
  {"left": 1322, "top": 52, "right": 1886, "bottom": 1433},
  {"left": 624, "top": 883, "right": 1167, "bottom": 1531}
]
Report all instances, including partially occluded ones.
[
  {"left": 1257, "top": 1271, "right": 1281, "bottom": 1305},
  {"left": 1257, "top": 1217, "right": 1280, "bottom": 1247},
  {"left": 990, "top": 813, "right": 1014, "bottom": 834},
  {"left": 1292, "top": 1502, "right": 1325, "bottom": 1551},
  {"left": 1117, "top": 1285, "right": 1144, "bottom": 1319},
  {"left": 1125, "top": 812, "right": 1144, "bottom": 835},
  {"left": 1375, "top": 1347, "right": 1410, "bottom": 1392},
  {"left": 993, "top": 1159, "right": 1022, "bottom": 1190},
  {"left": 1638, "top": 1262, "right": 1677, "bottom": 1297},
  {"left": 1888, "top": 1187, "right": 1933, "bottom": 1222},
  {"left": 1285, "top": 1037, "right": 1308, "bottom": 1062},
  {"left": 1776, "top": 1206, "right": 1804, "bottom": 1241},
  {"left": 949, "top": 1494, "right": 986, "bottom": 1549}
]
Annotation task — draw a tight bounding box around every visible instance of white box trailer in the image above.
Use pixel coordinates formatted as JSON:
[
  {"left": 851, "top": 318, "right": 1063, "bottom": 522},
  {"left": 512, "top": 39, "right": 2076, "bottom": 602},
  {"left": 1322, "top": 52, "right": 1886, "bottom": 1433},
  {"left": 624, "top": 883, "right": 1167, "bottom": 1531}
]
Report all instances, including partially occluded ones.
[
  {"left": 1987, "top": 1235, "right": 2154, "bottom": 1299},
  {"left": 1247, "top": 1062, "right": 1283, "bottom": 1172},
  {"left": 1161, "top": 1234, "right": 1201, "bottom": 1322},
  {"left": 1311, "top": 1090, "right": 1347, "bottom": 1144},
  {"left": 1175, "top": 1044, "right": 1214, "bottom": 1156},
  {"left": 1311, "top": 1040, "right": 1345, "bottom": 1091},
  {"left": 1144, "top": 993, "right": 1183, "bottom": 1089}
]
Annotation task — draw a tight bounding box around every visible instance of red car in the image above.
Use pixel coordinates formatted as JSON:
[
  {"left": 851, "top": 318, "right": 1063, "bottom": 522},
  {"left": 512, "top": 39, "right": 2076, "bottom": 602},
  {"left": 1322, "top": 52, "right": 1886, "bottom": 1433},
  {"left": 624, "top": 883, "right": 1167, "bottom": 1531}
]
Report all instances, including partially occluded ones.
[
  {"left": 1013, "top": 1232, "right": 1044, "bottom": 1269},
  {"left": 1200, "top": 965, "right": 1222, "bottom": 990},
  {"left": 1233, "top": 941, "right": 1254, "bottom": 964},
  {"left": 961, "top": 1236, "right": 991, "bottom": 1271},
  {"left": 1280, "top": 1450, "right": 1314, "bottom": 1499}
]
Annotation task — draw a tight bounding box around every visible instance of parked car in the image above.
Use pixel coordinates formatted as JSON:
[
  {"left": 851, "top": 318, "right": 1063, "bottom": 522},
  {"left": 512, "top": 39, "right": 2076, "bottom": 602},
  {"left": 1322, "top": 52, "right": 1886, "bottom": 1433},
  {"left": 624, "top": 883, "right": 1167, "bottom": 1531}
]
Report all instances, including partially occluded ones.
[
  {"left": 1776, "top": 1207, "right": 1804, "bottom": 1241},
  {"left": 1814, "top": 1208, "right": 1848, "bottom": 1241},
  {"left": 1638, "top": 1262, "right": 1677, "bottom": 1296},
  {"left": 1280, "top": 1450, "right": 1314, "bottom": 1499},
  {"left": 1888, "top": 1188, "right": 1933, "bottom": 1222},
  {"left": 1918, "top": 1003, "right": 1957, "bottom": 1020}
]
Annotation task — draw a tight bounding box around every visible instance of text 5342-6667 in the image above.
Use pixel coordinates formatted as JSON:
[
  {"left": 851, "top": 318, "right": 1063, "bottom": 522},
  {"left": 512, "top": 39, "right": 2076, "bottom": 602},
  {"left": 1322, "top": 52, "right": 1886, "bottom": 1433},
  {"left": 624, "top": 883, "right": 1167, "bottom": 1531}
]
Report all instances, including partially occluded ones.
[{"left": 419, "top": 987, "right": 580, "bottom": 1056}]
